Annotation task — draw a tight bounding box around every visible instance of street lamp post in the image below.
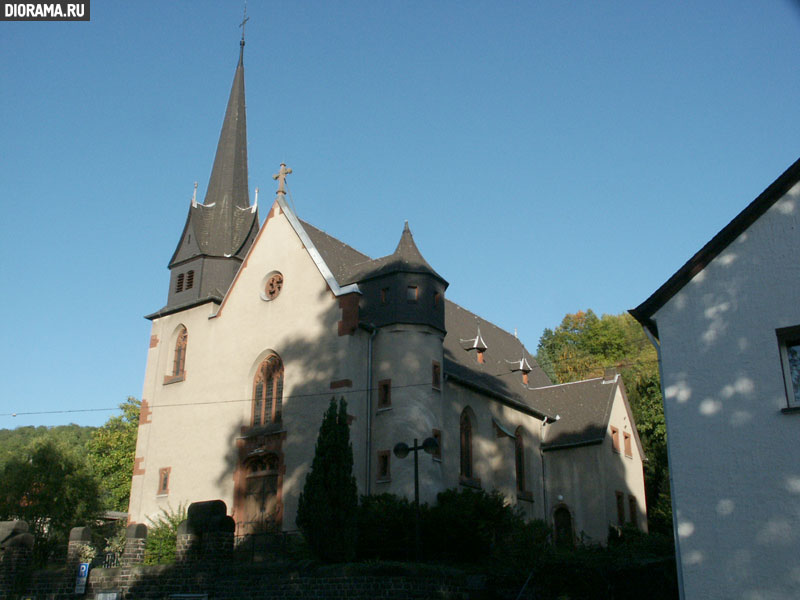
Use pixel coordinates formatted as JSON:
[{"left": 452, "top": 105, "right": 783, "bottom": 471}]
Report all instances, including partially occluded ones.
[{"left": 393, "top": 436, "right": 439, "bottom": 562}]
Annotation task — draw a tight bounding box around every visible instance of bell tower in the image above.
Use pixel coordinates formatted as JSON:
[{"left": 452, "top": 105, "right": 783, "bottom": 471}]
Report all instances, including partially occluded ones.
[{"left": 151, "top": 37, "right": 258, "bottom": 318}]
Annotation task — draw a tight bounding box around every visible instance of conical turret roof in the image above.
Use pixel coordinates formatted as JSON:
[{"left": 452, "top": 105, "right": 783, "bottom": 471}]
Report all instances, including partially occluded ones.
[{"left": 346, "top": 222, "right": 447, "bottom": 285}]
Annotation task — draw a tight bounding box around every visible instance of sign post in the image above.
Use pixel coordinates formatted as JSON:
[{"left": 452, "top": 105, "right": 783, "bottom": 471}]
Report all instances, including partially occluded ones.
[{"left": 75, "top": 562, "right": 90, "bottom": 595}]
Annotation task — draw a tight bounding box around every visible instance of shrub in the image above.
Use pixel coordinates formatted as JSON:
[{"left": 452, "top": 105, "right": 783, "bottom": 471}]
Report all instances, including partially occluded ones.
[
  {"left": 144, "top": 504, "right": 187, "bottom": 565},
  {"left": 356, "top": 494, "right": 417, "bottom": 560},
  {"left": 424, "top": 488, "right": 523, "bottom": 563}
]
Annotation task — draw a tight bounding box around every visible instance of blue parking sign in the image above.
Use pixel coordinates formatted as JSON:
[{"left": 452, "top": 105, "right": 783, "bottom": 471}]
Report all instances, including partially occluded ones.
[{"left": 75, "top": 562, "right": 90, "bottom": 594}]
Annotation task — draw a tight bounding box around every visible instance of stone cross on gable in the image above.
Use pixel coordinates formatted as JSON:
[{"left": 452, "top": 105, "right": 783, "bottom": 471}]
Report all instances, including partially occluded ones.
[{"left": 273, "top": 163, "right": 292, "bottom": 195}]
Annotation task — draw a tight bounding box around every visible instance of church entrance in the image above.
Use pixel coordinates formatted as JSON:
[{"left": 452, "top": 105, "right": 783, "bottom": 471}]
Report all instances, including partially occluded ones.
[
  {"left": 240, "top": 454, "right": 280, "bottom": 534},
  {"left": 553, "top": 505, "right": 574, "bottom": 546},
  {"left": 234, "top": 432, "right": 285, "bottom": 536}
]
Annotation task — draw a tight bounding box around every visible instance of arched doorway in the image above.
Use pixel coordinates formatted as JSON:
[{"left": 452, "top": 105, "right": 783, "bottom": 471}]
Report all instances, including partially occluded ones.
[
  {"left": 240, "top": 453, "right": 280, "bottom": 535},
  {"left": 553, "top": 505, "right": 574, "bottom": 547}
]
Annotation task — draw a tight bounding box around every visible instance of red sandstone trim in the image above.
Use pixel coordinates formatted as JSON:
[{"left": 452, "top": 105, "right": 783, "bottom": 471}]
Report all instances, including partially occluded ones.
[
  {"left": 149, "top": 335, "right": 159, "bottom": 348},
  {"left": 133, "top": 457, "right": 145, "bottom": 476},
  {"left": 338, "top": 293, "right": 359, "bottom": 336},
  {"left": 139, "top": 399, "right": 152, "bottom": 425}
]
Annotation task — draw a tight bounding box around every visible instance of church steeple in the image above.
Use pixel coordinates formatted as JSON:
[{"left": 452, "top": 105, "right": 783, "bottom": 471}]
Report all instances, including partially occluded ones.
[{"left": 153, "top": 39, "right": 259, "bottom": 318}]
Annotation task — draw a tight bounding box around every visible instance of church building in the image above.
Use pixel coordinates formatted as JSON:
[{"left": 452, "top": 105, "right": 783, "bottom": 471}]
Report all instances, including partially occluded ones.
[{"left": 128, "top": 38, "right": 647, "bottom": 544}]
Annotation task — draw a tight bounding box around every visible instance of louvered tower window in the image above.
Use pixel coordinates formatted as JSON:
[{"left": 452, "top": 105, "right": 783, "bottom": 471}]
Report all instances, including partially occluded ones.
[{"left": 186, "top": 270, "right": 195, "bottom": 290}]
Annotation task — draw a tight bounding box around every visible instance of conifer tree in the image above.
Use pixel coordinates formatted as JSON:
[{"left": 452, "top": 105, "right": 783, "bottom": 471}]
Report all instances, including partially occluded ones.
[{"left": 296, "top": 397, "right": 358, "bottom": 562}]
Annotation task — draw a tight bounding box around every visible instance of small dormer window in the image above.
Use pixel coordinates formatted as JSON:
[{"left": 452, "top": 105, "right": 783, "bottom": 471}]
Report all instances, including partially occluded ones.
[
  {"left": 381, "top": 288, "right": 389, "bottom": 305},
  {"left": 461, "top": 326, "right": 488, "bottom": 362},
  {"left": 522, "top": 372, "right": 529, "bottom": 385},
  {"left": 176, "top": 273, "right": 185, "bottom": 293},
  {"left": 407, "top": 286, "right": 418, "bottom": 303},
  {"left": 434, "top": 292, "right": 441, "bottom": 307}
]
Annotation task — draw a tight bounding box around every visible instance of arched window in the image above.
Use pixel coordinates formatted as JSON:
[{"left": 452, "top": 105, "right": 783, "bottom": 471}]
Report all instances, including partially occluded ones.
[
  {"left": 172, "top": 326, "right": 188, "bottom": 376},
  {"left": 514, "top": 427, "right": 525, "bottom": 493},
  {"left": 252, "top": 355, "right": 284, "bottom": 426},
  {"left": 460, "top": 409, "right": 473, "bottom": 479}
]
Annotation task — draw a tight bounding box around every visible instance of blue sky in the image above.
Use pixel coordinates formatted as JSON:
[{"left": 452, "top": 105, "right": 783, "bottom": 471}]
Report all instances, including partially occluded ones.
[{"left": 2, "top": 1, "right": 799, "bottom": 429}]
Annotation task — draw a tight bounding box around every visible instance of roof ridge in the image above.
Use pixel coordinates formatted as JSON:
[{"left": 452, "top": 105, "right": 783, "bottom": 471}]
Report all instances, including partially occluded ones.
[{"left": 528, "top": 377, "right": 605, "bottom": 390}]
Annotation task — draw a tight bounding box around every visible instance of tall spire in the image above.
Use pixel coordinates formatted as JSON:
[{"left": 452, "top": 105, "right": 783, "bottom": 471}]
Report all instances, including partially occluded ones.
[
  {"left": 160, "top": 36, "right": 259, "bottom": 315},
  {"left": 203, "top": 43, "right": 249, "bottom": 212}
]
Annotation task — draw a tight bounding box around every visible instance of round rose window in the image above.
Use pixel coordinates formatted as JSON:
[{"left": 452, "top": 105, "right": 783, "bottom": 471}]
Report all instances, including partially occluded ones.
[{"left": 265, "top": 273, "right": 283, "bottom": 300}]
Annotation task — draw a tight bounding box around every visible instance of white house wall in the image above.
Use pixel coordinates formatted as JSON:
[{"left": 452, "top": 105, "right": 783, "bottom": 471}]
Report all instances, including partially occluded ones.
[{"left": 653, "top": 181, "right": 800, "bottom": 599}]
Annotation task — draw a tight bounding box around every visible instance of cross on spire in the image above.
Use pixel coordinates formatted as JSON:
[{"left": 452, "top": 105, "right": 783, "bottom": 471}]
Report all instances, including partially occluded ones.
[
  {"left": 239, "top": 1, "right": 249, "bottom": 42},
  {"left": 273, "top": 163, "right": 292, "bottom": 195}
]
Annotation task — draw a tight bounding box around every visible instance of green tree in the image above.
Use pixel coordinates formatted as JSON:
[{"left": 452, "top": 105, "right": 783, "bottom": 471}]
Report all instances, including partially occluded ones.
[
  {"left": 537, "top": 310, "right": 672, "bottom": 534},
  {"left": 296, "top": 397, "right": 358, "bottom": 562},
  {"left": 0, "top": 439, "right": 103, "bottom": 565},
  {"left": 87, "top": 397, "right": 140, "bottom": 511},
  {"left": 0, "top": 424, "right": 96, "bottom": 471}
]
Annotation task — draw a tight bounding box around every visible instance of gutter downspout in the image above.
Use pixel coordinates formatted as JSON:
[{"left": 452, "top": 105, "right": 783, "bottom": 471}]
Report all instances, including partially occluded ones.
[
  {"left": 540, "top": 418, "right": 548, "bottom": 522},
  {"left": 643, "top": 326, "right": 685, "bottom": 600},
  {"left": 359, "top": 322, "right": 377, "bottom": 496}
]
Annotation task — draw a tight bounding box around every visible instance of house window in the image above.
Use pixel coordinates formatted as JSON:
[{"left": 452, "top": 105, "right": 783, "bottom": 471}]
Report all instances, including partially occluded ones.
[
  {"left": 176, "top": 273, "right": 185, "bottom": 293},
  {"left": 432, "top": 361, "right": 441, "bottom": 390},
  {"left": 407, "top": 286, "right": 418, "bottom": 302},
  {"left": 380, "top": 288, "right": 389, "bottom": 304},
  {"left": 377, "top": 450, "right": 391, "bottom": 481},
  {"left": 157, "top": 467, "right": 171, "bottom": 495},
  {"left": 628, "top": 495, "right": 637, "bottom": 527},
  {"left": 185, "top": 270, "right": 194, "bottom": 290},
  {"left": 514, "top": 427, "right": 526, "bottom": 493},
  {"left": 623, "top": 432, "right": 632, "bottom": 457},
  {"left": 610, "top": 426, "right": 620, "bottom": 453},
  {"left": 252, "top": 355, "right": 284, "bottom": 426},
  {"left": 432, "top": 429, "right": 442, "bottom": 460},
  {"left": 615, "top": 491, "right": 625, "bottom": 526},
  {"left": 460, "top": 409, "right": 474, "bottom": 480},
  {"left": 172, "top": 326, "right": 188, "bottom": 377},
  {"left": 378, "top": 379, "right": 391, "bottom": 409},
  {"left": 777, "top": 325, "right": 800, "bottom": 408}
]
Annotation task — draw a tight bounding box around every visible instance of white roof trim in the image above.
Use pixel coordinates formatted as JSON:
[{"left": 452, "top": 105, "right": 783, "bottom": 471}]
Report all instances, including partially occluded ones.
[{"left": 277, "top": 195, "right": 361, "bottom": 297}]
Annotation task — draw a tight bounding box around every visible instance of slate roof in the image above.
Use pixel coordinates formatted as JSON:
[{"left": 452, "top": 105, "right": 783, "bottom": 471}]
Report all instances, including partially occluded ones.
[
  {"left": 534, "top": 378, "right": 617, "bottom": 450},
  {"left": 297, "top": 217, "right": 625, "bottom": 435},
  {"left": 631, "top": 156, "right": 800, "bottom": 339},
  {"left": 169, "top": 48, "right": 257, "bottom": 266}
]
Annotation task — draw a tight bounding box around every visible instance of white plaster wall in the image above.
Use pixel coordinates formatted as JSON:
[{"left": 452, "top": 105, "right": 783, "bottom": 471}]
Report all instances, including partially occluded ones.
[
  {"left": 129, "top": 205, "right": 370, "bottom": 530},
  {"left": 371, "top": 325, "right": 445, "bottom": 506},
  {"left": 441, "top": 379, "right": 545, "bottom": 521},
  {"left": 544, "top": 443, "right": 606, "bottom": 543},
  {"left": 542, "top": 385, "right": 647, "bottom": 543},
  {"left": 653, "top": 182, "right": 800, "bottom": 599}
]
